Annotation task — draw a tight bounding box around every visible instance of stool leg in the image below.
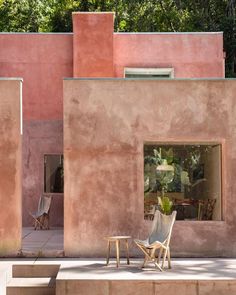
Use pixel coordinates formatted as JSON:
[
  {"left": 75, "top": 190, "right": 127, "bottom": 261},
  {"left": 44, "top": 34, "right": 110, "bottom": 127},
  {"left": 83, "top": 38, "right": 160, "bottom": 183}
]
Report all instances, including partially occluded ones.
[
  {"left": 116, "top": 240, "right": 120, "bottom": 268},
  {"left": 125, "top": 239, "right": 130, "bottom": 265},
  {"left": 106, "top": 241, "right": 110, "bottom": 266}
]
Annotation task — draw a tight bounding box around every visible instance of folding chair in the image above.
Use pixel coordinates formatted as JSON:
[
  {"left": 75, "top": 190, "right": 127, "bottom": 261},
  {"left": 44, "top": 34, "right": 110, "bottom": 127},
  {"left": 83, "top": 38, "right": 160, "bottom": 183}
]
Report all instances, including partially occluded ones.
[
  {"left": 29, "top": 195, "right": 52, "bottom": 230},
  {"left": 134, "top": 210, "right": 177, "bottom": 271}
]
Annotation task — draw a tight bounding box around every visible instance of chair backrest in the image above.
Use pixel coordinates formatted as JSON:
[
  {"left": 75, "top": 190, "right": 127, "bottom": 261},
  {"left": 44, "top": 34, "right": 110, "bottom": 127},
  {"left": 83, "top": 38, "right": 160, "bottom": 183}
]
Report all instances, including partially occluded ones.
[
  {"left": 202, "top": 198, "right": 216, "bottom": 220},
  {"left": 148, "top": 210, "right": 177, "bottom": 245},
  {"left": 37, "top": 195, "right": 52, "bottom": 216}
]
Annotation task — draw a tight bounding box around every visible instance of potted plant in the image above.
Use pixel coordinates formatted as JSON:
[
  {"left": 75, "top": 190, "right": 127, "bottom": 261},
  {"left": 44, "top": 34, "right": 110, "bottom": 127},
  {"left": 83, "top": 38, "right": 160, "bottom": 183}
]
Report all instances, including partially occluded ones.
[{"left": 158, "top": 195, "right": 173, "bottom": 215}]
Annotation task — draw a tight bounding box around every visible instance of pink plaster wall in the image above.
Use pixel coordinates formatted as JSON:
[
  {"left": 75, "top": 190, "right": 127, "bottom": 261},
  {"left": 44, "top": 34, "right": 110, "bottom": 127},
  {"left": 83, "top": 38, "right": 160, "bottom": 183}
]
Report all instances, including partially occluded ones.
[
  {"left": 113, "top": 33, "right": 225, "bottom": 78},
  {"left": 23, "top": 120, "right": 64, "bottom": 227},
  {"left": 0, "top": 79, "right": 22, "bottom": 255},
  {"left": 73, "top": 12, "right": 114, "bottom": 77},
  {"left": 0, "top": 12, "right": 225, "bottom": 233},
  {"left": 64, "top": 79, "right": 236, "bottom": 257},
  {"left": 72, "top": 12, "right": 224, "bottom": 79},
  {"left": 0, "top": 33, "right": 73, "bottom": 227},
  {"left": 0, "top": 34, "right": 72, "bottom": 120}
]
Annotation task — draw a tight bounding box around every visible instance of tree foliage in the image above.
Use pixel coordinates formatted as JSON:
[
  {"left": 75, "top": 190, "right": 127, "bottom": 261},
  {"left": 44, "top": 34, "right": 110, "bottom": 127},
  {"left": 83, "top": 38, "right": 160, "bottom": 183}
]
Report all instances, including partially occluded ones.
[{"left": 0, "top": 0, "right": 235, "bottom": 76}]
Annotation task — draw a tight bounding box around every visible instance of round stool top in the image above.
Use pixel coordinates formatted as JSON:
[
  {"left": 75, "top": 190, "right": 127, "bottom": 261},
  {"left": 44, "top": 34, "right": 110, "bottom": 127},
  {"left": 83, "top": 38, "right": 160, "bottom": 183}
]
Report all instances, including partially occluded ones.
[{"left": 105, "top": 236, "right": 132, "bottom": 241}]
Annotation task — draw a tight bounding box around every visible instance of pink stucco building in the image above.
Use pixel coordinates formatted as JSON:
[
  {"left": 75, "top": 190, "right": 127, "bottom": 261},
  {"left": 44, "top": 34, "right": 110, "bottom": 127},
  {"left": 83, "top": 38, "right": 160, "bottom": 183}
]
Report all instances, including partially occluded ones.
[{"left": 1, "top": 12, "right": 233, "bottom": 257}]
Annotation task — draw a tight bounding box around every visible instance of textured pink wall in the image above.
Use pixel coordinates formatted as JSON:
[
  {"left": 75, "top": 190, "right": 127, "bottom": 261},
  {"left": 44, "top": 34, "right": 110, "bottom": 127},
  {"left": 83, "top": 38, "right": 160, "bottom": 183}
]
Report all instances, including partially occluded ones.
[
  {"left": 64, "top": 79, "right": 236, "bottom": 257},
  {"left": 0, "top": 13, "right": 225, "bottom": 233},
  {"left": 73, "top": 12, "right": 114, "bottom": 77},
  {"left": 72, "top": 13, "right": 224, "bottom": 79},
  {"left": 0, "top": 34, "right": 72, "bottom": 120},
  {"left": 0, "top": 34, "right": 73, "bottom": 226},
  {"left": 0, "top": 79, "right": 22, "bottom": 255},
  {"left": 113, "top": 33, "right": 225, "bottom": 78},
  {"left": 23, "top": 120, "right": 64, "bottom": 227}
]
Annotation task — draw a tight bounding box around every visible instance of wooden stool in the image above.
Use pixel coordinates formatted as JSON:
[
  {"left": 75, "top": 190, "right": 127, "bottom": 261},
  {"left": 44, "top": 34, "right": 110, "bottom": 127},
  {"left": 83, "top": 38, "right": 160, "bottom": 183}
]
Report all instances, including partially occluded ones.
[{"left": 105, "top": 236, "right": 132, "bottom": 267}]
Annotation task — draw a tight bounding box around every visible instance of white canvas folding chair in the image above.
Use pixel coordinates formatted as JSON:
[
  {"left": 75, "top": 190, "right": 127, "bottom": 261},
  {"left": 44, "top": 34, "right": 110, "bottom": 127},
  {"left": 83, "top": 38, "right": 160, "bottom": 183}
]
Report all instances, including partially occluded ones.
[
  {"left": 29, "top": 195, "right": 52, "bottom": 230},
  {"left": 134, "top": 210, "right": 177, "bottom": 271}
]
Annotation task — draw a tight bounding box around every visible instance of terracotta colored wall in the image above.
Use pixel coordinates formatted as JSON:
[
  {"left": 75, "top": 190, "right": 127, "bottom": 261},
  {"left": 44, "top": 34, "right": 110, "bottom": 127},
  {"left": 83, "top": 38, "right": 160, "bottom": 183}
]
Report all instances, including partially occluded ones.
[
  {"left": 0, "top": 14, "right": 225, "bottom": 230},
  {"left": 113, "top": 33, "right": 225, "bottom": 78},
  {"left": 0, "top": 34, "right": 72, "bottom": 120},
  {"left": 0, "top": 34, "right": 73, "bottom": 226},
  {"left": 73, "top": 12, "right": 114, "bottom": 77},
  {"left": 64, "top": 79, "right": 236, "bottom": 257},
  {"left": 23, "top": 120, "right": 64, "bottom": 227},
  {"left": 72, "top": 13, "right": 224, "bottom": 79},
  {"left": 0, "top": 79, "right": 22, "bottom": 255}
]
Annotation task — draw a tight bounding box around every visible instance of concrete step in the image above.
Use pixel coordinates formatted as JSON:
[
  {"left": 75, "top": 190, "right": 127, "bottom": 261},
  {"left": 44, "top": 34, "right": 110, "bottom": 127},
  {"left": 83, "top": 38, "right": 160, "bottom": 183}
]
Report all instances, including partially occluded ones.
[
  {"left": 12, "top": 264, "right": 60, "bottom": 278},
  {"left": 7, "top": 277, "right": 55, "bottom": 295}
]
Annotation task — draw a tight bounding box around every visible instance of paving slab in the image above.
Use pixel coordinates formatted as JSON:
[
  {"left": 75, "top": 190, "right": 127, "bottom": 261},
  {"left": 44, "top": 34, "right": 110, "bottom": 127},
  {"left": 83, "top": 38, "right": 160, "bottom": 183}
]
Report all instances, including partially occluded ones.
[
  {"left": 21, "top": 227, "right": 63, "bottom": 257},
  {"left": 56, "top": 258, "right": 236, "bottom": 280}
]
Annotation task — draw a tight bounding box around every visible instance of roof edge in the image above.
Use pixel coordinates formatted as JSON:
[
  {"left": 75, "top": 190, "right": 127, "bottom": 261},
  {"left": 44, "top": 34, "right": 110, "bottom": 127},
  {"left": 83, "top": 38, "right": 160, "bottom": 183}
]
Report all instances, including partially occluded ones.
[
  {"left": 114, "top": 32, "right": 223, "bottom": 35},
  {"left": 0, "top": 77, "right": 23, "bottom": 81},
  {"left": 64, "top": 77, "right": 233, "bottom": 81}
]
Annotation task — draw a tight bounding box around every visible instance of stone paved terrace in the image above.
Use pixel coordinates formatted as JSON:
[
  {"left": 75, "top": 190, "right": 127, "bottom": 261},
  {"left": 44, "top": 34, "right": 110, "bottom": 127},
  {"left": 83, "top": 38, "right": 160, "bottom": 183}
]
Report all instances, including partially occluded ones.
[
  {"left": 21, "top": 227, "right": 64, "bottom": 257},
  {"left": 1, "top": 258, "right": 236, "bottom": 294},
  {"left": 13, "top": 228, "right": 236, "bottom": 294}
]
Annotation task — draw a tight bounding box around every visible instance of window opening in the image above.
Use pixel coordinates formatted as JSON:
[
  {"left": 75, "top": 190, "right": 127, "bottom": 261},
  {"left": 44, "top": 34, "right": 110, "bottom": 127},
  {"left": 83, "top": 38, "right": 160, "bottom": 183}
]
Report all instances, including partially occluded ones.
[
  {"left": 144, "top": 144, "right": 222, "bottom": 221},
  {"left": 125, "top": 67, "right": 174, "bottom": 78},
  {"left": 44, "top": 154, "right": 64, "bottom": 193}
]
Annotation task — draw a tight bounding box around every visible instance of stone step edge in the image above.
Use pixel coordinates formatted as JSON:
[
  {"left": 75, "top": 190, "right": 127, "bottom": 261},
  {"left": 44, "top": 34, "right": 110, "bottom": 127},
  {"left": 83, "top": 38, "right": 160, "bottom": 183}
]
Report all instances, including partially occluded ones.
[
  {"left": 7, "top": 277, "right": 55, "bottom": 288},
  {"left": 12, "top": 264, "right": 60, "bottom": 278}
]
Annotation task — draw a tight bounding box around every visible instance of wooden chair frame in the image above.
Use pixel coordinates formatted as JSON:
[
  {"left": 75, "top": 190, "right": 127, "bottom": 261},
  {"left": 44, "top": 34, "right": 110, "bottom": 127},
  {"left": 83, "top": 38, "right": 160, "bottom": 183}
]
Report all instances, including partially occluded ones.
[
  {"left": 29, "top": 195, "right": 52, "bottom": 230},
  {"left": 135, "top": 210, "right": 176, "bottom": 271},
  {"left": 30, "top": 210, "right": 50, "bottom": 230}
]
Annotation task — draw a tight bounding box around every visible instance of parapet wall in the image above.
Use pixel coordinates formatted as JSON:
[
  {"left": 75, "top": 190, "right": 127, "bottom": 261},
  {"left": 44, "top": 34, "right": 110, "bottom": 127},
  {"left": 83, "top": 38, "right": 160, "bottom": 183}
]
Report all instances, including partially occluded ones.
[{"left": 72, "top": 12, "right": 225, "bottom": 79}]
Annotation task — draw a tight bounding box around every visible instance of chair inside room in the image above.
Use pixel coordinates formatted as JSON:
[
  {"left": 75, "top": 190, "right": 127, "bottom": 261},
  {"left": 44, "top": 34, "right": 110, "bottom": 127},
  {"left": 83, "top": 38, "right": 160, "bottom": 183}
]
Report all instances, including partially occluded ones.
[
  {"left": 29, "top": 195, "right": 52, "bottom": 230},
  {"left": 134, "top": 210, "right": 177, "bottom": 271},
  {"left": 198, "top": 198, "right": 216, "bottom": 220},
  {"left": 144, "top": 204, "right": 156, "bottom": 220}
]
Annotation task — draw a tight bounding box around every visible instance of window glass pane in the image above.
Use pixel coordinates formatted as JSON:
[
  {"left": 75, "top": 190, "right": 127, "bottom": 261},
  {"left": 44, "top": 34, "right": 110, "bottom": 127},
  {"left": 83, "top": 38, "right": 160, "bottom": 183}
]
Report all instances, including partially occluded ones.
[
  {"left": 124, "top": 67, "right": 174, "bottom": 78},
  {"left": 125, "top": 74, "right": 170, "bottom": 78},
  {"left": 44, "top": 154, "right": 64, "bottom": 193},
  {"left": 144, "top": 144, "right": 221, "bottom": 221}
]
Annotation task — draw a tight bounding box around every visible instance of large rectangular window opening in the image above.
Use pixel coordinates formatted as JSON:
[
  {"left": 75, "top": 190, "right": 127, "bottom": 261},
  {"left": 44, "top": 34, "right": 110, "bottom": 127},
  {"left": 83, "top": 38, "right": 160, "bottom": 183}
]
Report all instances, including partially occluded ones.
[
  {"left": 44, "top": 154, "right": 64, "bottom": 193},
  {"left": 144, "top": 143, "right": 222, "bottom": 221}
]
